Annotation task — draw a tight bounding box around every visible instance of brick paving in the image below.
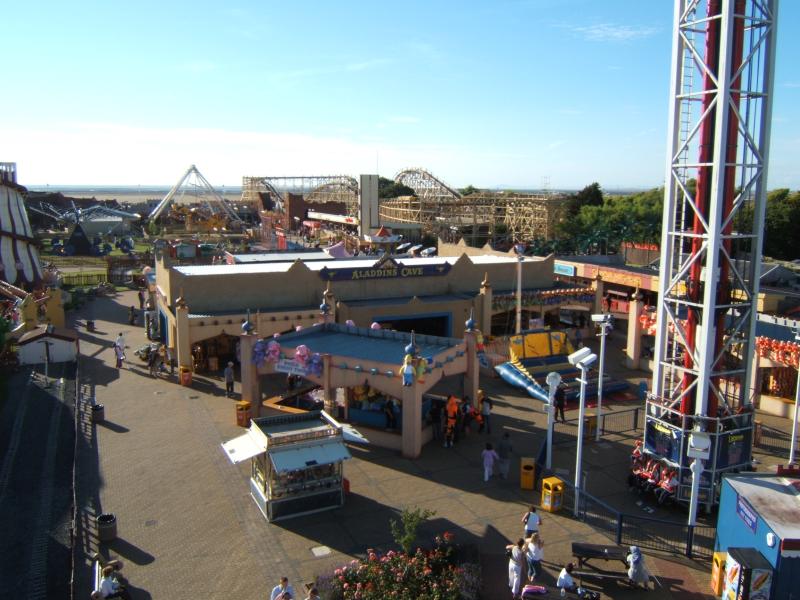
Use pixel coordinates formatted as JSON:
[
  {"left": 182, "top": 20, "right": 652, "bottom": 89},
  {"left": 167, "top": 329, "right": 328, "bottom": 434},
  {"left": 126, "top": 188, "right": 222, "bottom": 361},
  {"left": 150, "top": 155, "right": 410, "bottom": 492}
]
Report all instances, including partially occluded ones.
[{"left": 72, "top": 291, "right": 792, "bottom": 599}]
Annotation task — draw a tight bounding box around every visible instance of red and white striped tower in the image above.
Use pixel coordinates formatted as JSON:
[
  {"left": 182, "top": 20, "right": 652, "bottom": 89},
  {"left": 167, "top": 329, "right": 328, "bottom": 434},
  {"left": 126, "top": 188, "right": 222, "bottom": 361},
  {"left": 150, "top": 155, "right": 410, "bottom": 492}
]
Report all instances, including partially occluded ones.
[{"left": 651, "top": 0, "right": 779, "bottom": 526}]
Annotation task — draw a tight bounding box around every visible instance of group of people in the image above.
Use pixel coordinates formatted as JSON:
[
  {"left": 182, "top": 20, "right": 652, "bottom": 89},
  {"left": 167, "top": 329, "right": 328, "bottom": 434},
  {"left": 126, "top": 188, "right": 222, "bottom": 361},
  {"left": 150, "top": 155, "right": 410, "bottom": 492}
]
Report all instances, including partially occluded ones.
[
  {"left": 628, "top": 441, "right": 680, "bottom": 505},
  {"left": 480, "top": 432, "right": 513, "bottom": 482},
  {"left": 269, "top": 576, "right": 319, "bottom": 600},
  {"left": 506, "top": 503, "right": 652, "bottom": 597},
  {"left": 506, "top": 507, "right": 544, "bottom": 597},
  {"left": 433, "top": 391, "right": 494, "bottom": 448}
]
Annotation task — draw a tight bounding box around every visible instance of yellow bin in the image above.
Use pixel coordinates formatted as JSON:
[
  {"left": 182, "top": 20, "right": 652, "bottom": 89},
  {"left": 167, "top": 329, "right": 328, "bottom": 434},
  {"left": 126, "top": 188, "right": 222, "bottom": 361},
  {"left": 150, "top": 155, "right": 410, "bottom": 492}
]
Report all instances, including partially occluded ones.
[
  {"left": 520, "top": 458, "right": 536, "bottom": 490},
  {"left": 541, "top": 476, "right": 564, "bottom": 513},
  {"left": 179, "top": 365, "right": 192, "bottom": 387},
  {"left": 584, "top": 415, "right": 597, "bottom": 439},
  {"left": 236, "top": 401, "right": 252, "bottom": 427},
  {"left": 711, "top": 551, "right": 727, "bottom": 596}
]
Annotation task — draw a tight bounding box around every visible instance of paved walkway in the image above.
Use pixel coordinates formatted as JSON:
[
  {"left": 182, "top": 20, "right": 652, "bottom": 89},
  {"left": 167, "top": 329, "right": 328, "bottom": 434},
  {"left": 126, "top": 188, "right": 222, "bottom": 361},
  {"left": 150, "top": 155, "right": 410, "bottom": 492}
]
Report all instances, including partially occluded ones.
[{"left": 73, "top": 291, "right": 793, "bottom": 599}]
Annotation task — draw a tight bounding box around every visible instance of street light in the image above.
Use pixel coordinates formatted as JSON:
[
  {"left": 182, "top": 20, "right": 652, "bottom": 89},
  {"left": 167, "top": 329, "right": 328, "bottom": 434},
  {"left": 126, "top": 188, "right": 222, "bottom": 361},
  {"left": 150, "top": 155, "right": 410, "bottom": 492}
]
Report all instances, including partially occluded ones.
[
  {"left": 545, "top": 371, "right": 562, "bottom": 470},
  {"left": 790, "top": 328, "right": 800, "bottom": 465},
  {"left": 591, "top": 313, "right": 613, "bottom": 441},
  {"left": 568, "top": 347, "right": 597, "bottom": 516}
]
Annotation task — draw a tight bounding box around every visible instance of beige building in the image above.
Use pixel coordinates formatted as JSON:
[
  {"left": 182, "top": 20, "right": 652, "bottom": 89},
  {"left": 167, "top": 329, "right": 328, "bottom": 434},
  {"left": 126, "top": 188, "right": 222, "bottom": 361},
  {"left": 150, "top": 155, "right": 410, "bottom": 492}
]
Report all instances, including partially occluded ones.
[{"left": 153, "top": 249, "right": 594, "bottom": 376}]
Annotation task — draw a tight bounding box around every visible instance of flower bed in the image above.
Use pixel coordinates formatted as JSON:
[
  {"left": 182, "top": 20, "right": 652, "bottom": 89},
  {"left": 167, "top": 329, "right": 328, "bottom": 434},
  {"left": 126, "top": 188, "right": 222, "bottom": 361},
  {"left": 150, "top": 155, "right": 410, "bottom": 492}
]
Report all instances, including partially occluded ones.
[{"left": 318, "top": 534, "right": 481, "bottom": 600}]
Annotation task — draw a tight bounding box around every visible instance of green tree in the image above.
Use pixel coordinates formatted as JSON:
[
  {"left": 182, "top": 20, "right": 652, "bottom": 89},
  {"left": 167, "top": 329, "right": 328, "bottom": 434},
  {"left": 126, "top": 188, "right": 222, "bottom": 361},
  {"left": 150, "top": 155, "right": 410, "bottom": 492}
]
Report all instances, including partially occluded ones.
[
  {"left": 147, "top": 220, "right": 159, "bottom": 236},
  {"left": 390, "top": 506, "right": 435, "bottom": 554},
  {"left": 459, "top": 185, "right": 480, "bottom": 196},
  {"left": 379, "top": 176, "right": 416, "bottom": 199}
]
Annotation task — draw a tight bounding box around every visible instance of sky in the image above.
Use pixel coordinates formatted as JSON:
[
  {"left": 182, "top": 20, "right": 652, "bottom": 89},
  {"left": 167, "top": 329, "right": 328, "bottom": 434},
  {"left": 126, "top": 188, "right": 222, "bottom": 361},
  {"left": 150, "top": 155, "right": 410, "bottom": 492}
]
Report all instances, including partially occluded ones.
[{"left": 0, "top": 0, "right": 797, "bottom": 190}]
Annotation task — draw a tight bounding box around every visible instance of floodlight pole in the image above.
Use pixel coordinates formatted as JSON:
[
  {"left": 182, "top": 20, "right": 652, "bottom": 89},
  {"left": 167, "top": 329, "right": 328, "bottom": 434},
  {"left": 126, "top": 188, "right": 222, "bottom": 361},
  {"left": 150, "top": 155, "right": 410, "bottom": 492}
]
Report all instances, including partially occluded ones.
[
  {"left": 790, "top": 329, "right": 800, "bottom": 464},
  {"left": 574, "top": 361, "right": 589, "bottom": 517},
  {"left": 595, "top": 317, "right": 610, "bottom": 442},
  {"left": 515, "top": 253, "right": 523, "bottom": 335},
  {"left": 545, "top": 371, "right": 562, "bottom": 470}
]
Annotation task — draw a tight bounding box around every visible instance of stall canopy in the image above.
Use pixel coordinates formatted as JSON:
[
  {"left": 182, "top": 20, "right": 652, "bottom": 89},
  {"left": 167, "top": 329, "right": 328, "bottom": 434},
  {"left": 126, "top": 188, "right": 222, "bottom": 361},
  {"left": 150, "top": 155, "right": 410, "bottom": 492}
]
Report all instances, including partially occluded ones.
[
  {"left": 221, "top": 432, "right": 266, "bottom": 464},
  {"left": 270, "top": 439, "right": 351, "bottom": 473}
]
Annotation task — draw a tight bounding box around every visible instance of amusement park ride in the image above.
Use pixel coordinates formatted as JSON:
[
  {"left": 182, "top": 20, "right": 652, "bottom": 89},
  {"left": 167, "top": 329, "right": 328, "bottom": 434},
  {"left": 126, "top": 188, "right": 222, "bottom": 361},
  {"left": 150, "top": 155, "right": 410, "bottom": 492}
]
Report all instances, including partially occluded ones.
[{"left": 648, "top": 0, "right": 778, "bottom": 525}]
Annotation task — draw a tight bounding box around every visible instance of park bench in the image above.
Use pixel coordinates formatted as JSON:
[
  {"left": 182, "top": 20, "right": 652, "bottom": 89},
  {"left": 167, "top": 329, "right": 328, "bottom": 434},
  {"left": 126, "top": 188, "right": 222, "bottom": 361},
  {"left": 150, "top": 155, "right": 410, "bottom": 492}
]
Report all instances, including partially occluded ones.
[
  {"left": 571, "top": 542, "right": 627, "bottom": 568},
  {"left": 90, "top": 553, "right": 123, "bottom": 598}
]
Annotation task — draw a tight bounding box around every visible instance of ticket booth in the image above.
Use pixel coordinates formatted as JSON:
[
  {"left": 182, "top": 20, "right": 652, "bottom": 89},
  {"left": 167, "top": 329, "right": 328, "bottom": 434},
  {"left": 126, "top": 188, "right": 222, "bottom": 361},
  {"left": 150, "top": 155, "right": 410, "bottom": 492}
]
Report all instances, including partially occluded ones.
[{"left": 222, "top": 410, "right": 352, "bottom": 522}]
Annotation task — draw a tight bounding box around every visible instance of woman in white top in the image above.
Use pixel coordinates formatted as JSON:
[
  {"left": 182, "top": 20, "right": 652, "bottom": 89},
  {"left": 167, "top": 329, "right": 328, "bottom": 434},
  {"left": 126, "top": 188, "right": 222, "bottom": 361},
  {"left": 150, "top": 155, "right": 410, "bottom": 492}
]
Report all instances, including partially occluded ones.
[
  {"left": 521, "top": 505, "right": 541, "bottom": 537},
  {"left": 524, "top": 532, "right": 544, "bottom": 581},
  {"left": 505, "top": 538, "right": 525, "bottom": 599}
]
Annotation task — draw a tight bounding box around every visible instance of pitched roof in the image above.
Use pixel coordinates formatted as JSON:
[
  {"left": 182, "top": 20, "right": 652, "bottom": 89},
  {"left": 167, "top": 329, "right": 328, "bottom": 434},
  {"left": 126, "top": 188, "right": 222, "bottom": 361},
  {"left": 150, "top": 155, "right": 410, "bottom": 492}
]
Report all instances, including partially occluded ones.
[{"left": 18, "top": 325, "right": 79, "bottom": 345}]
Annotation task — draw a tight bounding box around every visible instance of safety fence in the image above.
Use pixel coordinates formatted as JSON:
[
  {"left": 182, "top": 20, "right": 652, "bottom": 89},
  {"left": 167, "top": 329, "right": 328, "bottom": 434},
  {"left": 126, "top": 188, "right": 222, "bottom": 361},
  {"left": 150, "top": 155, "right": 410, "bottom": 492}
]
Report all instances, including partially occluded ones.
[
  {"left": 754, "top": 422, "right": 798, "bottom": 460},
  {"left": 552, "top": 406, "right": 641, "bottom": 445},
  {"left": 533, "top": 435, "right": 715, "bottom": 559},
  {"left": 566, "top": 477, "right": 715, "bottom": 559},
  {"left": 60, "top": 272, "right": 108, "bottom": 287}
]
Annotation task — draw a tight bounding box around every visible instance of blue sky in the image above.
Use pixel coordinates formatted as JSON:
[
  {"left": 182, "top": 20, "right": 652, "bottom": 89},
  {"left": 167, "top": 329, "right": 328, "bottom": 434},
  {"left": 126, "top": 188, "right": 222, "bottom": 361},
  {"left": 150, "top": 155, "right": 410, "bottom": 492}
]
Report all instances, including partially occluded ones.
[{"left": 1, "top": 0, "right": 797, "bottom": 190}]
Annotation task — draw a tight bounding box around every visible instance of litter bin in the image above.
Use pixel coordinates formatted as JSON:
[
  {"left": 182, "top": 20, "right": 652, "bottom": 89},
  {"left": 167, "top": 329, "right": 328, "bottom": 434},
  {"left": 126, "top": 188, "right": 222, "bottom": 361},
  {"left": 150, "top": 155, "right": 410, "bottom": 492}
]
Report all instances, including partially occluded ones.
[
  {"left": 236, "top": 401, "right": 252, "bottom": 427},
  {"left": 520, "top": 457, "right": 536, "bottom": 490},
  {"left": 343, "top": 477, "right": 351, "bottom": 495},
  {"left": 584, "top": 415, "right": 597, "bottom": 439},
  {"left": 96, "top": 513, "right": 117, "bottom": 543},
  {"left": 753, "top": 420, "right": 762, "bottom": 446},
  {"left": 711, "top": 551, "right": 727, "bottom": 596},
  {"left": 179, "top": 365, "right": 192, "bottom": 387},
  {"left": 91, "top": 404, "right": 105, "bottom": 423},
  {"left": 541, "top": 476, "right": 564, "bottom": 513}
]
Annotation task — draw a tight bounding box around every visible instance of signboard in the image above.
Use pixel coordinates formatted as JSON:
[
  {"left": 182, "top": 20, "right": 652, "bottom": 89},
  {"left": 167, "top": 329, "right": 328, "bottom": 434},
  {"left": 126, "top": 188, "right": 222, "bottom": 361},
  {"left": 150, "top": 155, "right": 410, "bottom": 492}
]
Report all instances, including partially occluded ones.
[
  {"left": 307, "top": 210, "right": 359, "bottom": 225},
  {"left": 554, "top": 263, "right": 575, "bottom": 277},
  {"left": 275, "top": 359, "right": 309, "bottom": 376},
  {"left": 717, "top": 428, "right": 752, "bottom": 469},
  {"left": 644, "top": 417, "right": 683, "bottom": 463},
  {"left": 318, "top": 257, "right": 451, "bottom": 281},
  {"left": 736, "top": 493, "right": 758, "bottom": 533}
]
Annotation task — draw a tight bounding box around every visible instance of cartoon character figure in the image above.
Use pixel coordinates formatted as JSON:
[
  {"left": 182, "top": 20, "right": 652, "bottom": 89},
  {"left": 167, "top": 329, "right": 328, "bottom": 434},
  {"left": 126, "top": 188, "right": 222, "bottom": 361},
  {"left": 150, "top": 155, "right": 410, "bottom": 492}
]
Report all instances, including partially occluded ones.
[
  {"left": 265, "top": 340, "right": 281, "bottom": 363},
  {"left": 401, "top": 354, "right": 416, "bottom": 386},
  {"left": 415, "top": 357, "right": 428, "bottom": 383},
  {"left": 294, "top": 344, "right": 310, "bottom": 368},
  {"left": 308, "top": 353, "right": 323, "bottom": 377}
]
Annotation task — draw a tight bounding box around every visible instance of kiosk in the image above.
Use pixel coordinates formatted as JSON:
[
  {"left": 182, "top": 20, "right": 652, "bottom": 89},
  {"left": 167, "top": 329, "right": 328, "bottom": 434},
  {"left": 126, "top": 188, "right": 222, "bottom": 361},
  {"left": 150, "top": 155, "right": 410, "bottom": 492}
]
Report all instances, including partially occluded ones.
[{"left": 222, "top": 410, "right": 352, "bottom": 522}]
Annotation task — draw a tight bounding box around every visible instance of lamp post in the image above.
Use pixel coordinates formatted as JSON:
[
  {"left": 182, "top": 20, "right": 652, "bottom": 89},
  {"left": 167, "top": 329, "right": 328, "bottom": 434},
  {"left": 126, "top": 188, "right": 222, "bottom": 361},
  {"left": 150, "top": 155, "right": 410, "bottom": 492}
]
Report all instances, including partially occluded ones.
[
  {"left": 545, "top": 371, "right": 562, "bottom": 470},
  {"left": 790, "top": 328, "right": 800, "bottom": 465},
  {"left": 514, "top": 243, "right": 525, "bottom": 335},
  {"left": 568, "top": 347, "right": 597, "bottom": 516},
  {"left": 591, "top": 313, "right": 613, "bottom": 441}
]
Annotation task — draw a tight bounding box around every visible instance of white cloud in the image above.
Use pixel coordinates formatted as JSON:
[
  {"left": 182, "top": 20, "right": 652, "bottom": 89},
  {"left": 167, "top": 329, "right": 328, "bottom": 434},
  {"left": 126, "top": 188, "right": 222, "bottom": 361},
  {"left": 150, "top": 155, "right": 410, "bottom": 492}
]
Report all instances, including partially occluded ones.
[{"left": 563, "top": 23, "right": 659, "bottom": 43}]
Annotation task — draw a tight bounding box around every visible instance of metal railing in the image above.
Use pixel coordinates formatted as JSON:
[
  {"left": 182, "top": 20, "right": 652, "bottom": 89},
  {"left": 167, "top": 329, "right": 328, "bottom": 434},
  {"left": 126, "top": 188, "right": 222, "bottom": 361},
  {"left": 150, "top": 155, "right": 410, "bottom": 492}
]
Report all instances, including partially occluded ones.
[
  {"left": 552, "top": 407, "right": 641, "bottom": 444},
  {"left": 559, "top": 477, "right": 716, "bottom": 559},
  {"left": 754, "top": 422, "right": 799, "bottom": 459}
]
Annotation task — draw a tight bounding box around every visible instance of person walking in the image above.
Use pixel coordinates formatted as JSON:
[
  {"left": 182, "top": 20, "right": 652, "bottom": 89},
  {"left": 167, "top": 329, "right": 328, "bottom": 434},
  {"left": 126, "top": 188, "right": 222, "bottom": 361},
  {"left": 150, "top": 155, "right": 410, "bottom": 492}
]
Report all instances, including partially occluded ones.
[
  {"left": 479, "top": 390, "right": 492, "bottom": 434},
  {"left": 114, "top": 333, "right": 126, "bottom": 368},
  {"left": 554, "top": 384, "right": 567, "bottom": 423},
  {"left": 270, "top": 576, "right": 294, "bottom": 600},
  {"left": 497, "top": 432, "right": 513, "bottom": 480},
  {"left": 148, "top": 345, "right": 162, "bottom": 377},
  {"left": 506, "top": 538, "right": 525, "bottom": 599},
  {"left": 165, "top": 345, "right": 175, "bottom": 376},
  {"left": 224, "top": 361, "right": 235, "bottom": 397},
  {"left": 626, "top": 545, "right": 652, "bottom": 590},
  {"left": 481, "top": 443, "right": 499, "bottom": 482},
  {"left": 521, "top": 505, "right": 541, "bottom": 538},
  {"left": 128, "top": 306, "right": 137, "bottom": 326},
  {"left": 137, "top": 289, "right": 145, "bottom": 310},
  {"left": 524, "top": 532, "right": 544, "bottom": 582}
]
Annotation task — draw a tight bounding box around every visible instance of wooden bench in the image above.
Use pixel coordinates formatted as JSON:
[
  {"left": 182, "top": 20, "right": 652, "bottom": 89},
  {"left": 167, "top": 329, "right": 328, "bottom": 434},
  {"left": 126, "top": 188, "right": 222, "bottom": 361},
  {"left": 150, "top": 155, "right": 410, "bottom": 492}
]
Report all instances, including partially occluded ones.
[{"left": 571, "top": 542, "right": 627, "bottom": 568}]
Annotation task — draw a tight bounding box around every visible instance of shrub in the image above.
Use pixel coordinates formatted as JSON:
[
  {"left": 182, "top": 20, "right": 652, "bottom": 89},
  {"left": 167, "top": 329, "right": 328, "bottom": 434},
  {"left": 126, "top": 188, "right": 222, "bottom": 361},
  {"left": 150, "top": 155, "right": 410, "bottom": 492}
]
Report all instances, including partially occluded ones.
[{"left": 322, "top": 533, "right": 481, "bottom": 600}]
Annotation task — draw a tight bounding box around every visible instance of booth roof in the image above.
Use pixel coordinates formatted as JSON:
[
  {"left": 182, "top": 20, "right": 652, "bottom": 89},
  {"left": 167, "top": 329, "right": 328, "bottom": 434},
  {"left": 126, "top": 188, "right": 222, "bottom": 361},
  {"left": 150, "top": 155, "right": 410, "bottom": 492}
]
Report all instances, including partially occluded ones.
[
  {"left": 726, "top": 474, "right": 800, "bottom": 542},
  {"left": 276, "top": 322, "right": 461, "bottom": 363},
  {"left": 173, "top": 254, "right": 534, "bottom": 277}
]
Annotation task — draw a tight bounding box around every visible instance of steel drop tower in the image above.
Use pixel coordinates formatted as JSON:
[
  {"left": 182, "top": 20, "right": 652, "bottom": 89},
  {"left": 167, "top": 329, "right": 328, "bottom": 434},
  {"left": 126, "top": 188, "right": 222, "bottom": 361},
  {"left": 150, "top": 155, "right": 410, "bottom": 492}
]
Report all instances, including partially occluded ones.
[{"left": 650, "top": 0, "right": 779, "bottom": 525}]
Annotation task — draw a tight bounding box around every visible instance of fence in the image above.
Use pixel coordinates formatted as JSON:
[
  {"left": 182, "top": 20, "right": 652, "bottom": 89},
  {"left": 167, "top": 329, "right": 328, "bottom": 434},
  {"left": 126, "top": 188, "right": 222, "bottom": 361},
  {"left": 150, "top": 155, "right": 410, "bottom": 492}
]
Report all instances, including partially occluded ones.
[
  {"left": 559, "top": 478, "right": 716, "bottom": 559},
  {"left": 754, "top": 422, "right": 799, "bottom": 460},
  {"left": 552, "top": 406, "right": 641, "bottom": 445},
  {"left": 60, "top": 272, "right": 108, "bottom": 287}
]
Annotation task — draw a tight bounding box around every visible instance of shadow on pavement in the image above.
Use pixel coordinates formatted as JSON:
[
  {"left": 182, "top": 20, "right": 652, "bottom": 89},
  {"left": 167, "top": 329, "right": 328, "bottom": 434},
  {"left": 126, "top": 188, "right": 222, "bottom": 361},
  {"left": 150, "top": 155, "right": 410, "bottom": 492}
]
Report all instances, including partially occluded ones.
[
  {"left": 107, "top": 538, "right": 155, "bottom": 566},
  {"left": 97, "top": 420, "right": 130, "bottom": 434}
]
